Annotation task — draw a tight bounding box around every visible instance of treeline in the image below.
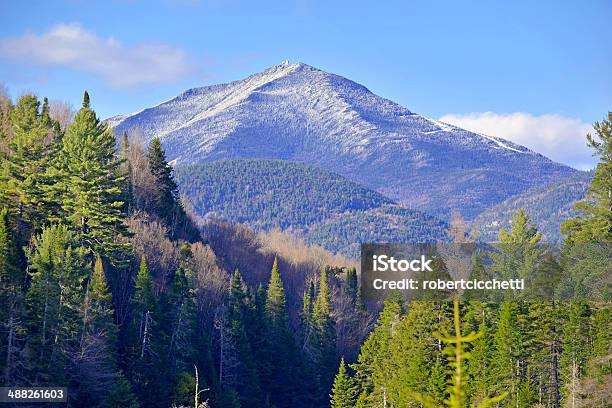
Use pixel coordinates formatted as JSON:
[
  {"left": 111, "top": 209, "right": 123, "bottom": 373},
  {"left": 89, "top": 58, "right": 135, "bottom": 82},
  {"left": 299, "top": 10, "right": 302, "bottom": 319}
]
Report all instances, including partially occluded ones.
[
  {"left": 0, "top": 90, "right": 371, "bottom": 408},
  {"left": 329, "top": 112, "right": 612, "bottom": 408}
]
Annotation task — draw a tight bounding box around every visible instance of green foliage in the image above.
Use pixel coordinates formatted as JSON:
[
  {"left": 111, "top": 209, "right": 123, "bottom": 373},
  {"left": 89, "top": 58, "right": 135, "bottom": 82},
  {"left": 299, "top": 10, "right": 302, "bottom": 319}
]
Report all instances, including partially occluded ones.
[
  {"left": 175, "top": 158, "right": 392, "bottom": 229},
  {"left": 104, "top": 373, "right": 140, "bottom": 408},
  {"left": 265, "top": 258, "right": 287, "bottom": 327},
  {"left": 330, "top": 357, "right": 357, "bottom": 408},
  {"left": 408, "top": 299, "right": 508, "bottom": 408},
  {"left": 146, "top": 137, "right": 198, "bottom": 241}
]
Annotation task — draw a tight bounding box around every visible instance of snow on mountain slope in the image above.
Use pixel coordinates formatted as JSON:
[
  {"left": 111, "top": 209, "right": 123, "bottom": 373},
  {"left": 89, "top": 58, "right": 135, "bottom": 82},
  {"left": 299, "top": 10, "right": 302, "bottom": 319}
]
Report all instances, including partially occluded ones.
[{"left": 110, "top": 62, "right": 577, "bottom": 218}]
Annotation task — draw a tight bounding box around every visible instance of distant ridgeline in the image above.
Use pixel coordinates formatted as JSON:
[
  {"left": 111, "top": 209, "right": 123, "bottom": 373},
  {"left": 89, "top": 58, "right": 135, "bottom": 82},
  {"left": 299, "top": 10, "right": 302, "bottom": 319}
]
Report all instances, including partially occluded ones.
[
  {"left": 473, "top": 171, "right": 592, "bottom": 243},
  {"left": 174, "top": 159, "right": 448, "bottom": 258}
]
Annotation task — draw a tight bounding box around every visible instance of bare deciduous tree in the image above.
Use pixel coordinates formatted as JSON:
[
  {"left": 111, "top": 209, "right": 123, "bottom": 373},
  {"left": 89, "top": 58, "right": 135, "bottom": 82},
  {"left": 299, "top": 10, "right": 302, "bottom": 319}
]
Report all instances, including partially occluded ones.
[{"left": 49, "top": 99, "right": 75, "bottom": 131}]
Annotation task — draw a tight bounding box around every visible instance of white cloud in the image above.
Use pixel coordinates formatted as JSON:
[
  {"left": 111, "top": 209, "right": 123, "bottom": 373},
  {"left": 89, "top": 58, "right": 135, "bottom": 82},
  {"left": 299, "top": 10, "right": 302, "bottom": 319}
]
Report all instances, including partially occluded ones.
[
  {"left": 0, "top": 23, "right": 190, "bottom": 87},
  {"left": 439, "top": 112, "right": 596, "bottom": 170}
]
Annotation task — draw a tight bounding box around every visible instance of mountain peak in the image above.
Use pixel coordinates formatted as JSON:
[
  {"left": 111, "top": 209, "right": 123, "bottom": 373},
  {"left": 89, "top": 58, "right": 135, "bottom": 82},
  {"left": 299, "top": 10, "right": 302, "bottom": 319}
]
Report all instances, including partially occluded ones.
[{"left": 110, "top": 64, "right": 576, "bottom": 218}]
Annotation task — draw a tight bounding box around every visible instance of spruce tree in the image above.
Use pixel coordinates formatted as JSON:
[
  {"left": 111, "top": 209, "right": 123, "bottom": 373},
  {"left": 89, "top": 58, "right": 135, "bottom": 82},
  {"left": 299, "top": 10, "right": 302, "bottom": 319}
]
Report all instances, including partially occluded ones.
[
  {"left": 147, "top": 137, "right": 195, "bottom": 239},
  {"left": 490, "top": 301, "right": 523, "bottom": 407},
  {"left": 351, "top": 296, "right": 403, "bottom": 406},
  {"left": 262, "top": 258, "right": 299, "bottom": 407},
  {"left": 265, "top": 257, "right": 287, "bottom": 327},
  {"left": 227, "top": 269, "right": 262, "bottom": 407},
  {"left": 312, "top": 267, "right": 337, "bottom": 399},
  {"left": 330, "top": 357, "right": 357, "bottom": 408},
  {"left": 84, "top": 255, "right": 118, "bottom": 346}
]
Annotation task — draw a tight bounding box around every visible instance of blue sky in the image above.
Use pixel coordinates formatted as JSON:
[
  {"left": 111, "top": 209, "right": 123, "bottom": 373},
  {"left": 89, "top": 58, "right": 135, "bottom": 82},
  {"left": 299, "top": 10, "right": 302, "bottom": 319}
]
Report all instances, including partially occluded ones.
[{"left": 1, "top": 0, "right": 610, "bottom": 169}]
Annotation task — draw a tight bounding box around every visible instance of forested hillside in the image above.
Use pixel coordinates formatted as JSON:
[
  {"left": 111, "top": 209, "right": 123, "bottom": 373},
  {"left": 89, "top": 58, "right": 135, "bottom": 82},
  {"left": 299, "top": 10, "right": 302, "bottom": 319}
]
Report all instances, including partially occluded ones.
[
  {"left": 175, "top": 159, "right": 448, "bottom": 258},
  {"left": 174, "top": 159, "right": 393, "bottom": 229}
]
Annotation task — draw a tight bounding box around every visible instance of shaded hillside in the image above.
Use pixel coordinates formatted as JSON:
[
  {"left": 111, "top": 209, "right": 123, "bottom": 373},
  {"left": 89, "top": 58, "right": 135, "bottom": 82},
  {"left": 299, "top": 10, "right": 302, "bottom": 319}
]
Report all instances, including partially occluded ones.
[
  {"left": 472, "top": 171, "right": 592, "bottom": 242},
  {"left": 175, "top": 159, "right": 447, "bottom": 257}
]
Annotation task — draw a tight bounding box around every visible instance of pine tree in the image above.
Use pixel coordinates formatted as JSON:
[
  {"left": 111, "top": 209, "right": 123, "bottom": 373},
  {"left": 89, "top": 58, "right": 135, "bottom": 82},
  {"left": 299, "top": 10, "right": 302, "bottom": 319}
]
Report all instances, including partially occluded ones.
[
  {"left": 52, "top": 91, "right": 129, "bottom": 263},
  {"left": 330, "top": 357, "right": 357, "bottom": 408},
  {"left": 494, "top": 209, "right": 542, "bottom": 293},
  {"left": 120, "top": 131, "right": 134, "bottom": 214}
]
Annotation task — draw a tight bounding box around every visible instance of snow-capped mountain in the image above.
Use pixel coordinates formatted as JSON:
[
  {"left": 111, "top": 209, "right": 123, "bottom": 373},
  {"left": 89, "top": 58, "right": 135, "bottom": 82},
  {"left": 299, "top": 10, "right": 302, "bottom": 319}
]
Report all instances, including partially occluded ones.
[{"left": 109, "top": 62, "right": 578, "bottom": 218}]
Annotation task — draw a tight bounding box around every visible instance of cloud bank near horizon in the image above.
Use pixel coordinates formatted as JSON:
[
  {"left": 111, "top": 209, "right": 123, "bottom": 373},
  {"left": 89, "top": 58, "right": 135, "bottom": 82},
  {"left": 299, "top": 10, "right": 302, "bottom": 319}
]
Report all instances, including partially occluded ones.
[
  {"left": 439, "top": 112, "right": 596, "bottom": 170},
  {"left": 0, "top": 23, "right": 190, "bottom": 87}
]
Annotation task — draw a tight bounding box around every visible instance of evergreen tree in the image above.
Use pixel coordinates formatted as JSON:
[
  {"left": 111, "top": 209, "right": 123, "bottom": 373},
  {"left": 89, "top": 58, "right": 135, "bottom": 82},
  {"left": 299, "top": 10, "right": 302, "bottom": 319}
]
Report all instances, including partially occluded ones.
[
  {"left": 410, "top": 299, "right": 508, "bottom": 408},
  {"left": 147, "top": 137, "right": 196, "bottom": 240},
  {"left": 104, "top": 372, "right": 140, "bottom": 408},
  {"left": 330, "top": 357, "right": 357, "bottom": 408},
  {"left": 120, "top": 131, "right": 135, "bottom": 214},
  {"left": 312, "top": 266, "right": 337, "bottom": 398},
  {"left": 560, "top": 301, "right": 592, "bottom": 407},
  {"left": 265, "top": 258, "right": 287, "bottom": 327},
  {"left": 227, "top": 269, "right": 262, "bottom": 407},
  {"left": 351, "top": 296, "right": 403, "bottom": 406},
  {"left": 52, "top": 91, "right": 129, "bottom": 263},
  {"left": 129, "top": 255, "right": 165, "bottom": 407},
  {"left": 490, "top": 301, "right": 523, "bottom": 407}
]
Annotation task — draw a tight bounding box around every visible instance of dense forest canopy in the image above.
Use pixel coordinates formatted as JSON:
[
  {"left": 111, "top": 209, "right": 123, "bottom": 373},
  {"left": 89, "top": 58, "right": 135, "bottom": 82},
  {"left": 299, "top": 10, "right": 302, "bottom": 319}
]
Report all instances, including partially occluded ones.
[{"left": 0, "top": 88, "right": 610, "bottom": 408}]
